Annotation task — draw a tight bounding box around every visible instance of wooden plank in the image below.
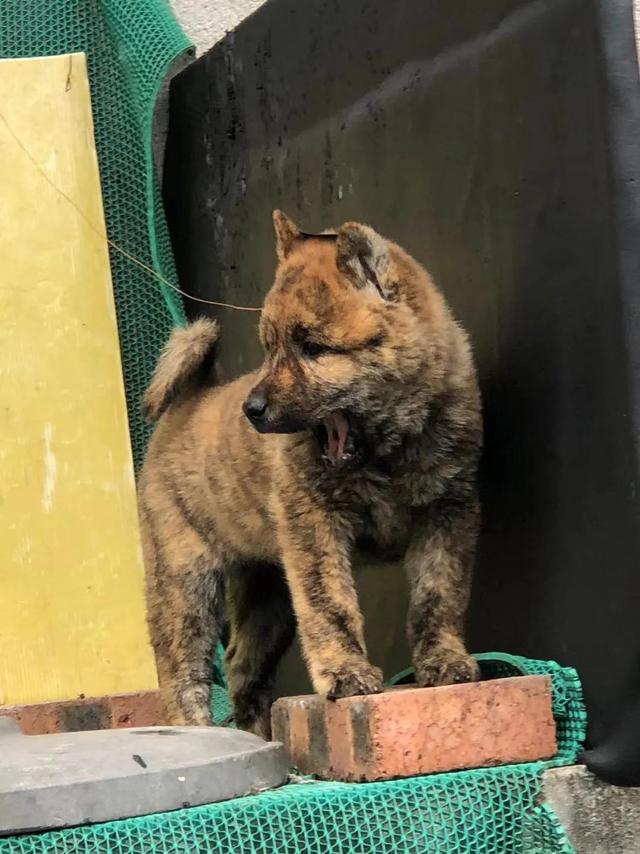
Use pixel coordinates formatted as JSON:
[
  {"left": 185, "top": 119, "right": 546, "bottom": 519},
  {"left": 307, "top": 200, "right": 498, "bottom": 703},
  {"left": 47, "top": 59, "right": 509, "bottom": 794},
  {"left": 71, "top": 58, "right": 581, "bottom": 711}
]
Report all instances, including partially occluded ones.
[{"left": 0, "top": 53, "right": 157, "bottom": 705}]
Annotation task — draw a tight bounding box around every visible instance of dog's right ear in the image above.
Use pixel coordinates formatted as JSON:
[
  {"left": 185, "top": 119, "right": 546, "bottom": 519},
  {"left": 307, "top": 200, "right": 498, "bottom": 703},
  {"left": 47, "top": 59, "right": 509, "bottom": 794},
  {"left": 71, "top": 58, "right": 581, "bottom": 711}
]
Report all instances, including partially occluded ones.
[
  {"left": 336, "top": 222, "right": 395, "bottom": 300},
  {"left": 273, "top": 210, "right": 301, "bottom": 260}
]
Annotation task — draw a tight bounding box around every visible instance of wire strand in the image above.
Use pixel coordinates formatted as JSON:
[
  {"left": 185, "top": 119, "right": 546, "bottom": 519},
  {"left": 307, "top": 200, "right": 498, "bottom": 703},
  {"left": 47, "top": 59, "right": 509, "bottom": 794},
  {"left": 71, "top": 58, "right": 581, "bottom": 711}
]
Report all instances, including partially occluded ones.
[{"left": 0, "top": 109, "right": 262, "bottom": 313}]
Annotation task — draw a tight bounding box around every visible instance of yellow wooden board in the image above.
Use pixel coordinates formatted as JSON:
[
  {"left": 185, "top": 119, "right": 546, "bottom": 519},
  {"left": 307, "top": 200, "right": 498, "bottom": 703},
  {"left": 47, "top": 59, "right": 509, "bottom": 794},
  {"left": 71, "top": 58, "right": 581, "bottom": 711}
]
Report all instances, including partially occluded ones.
[{"left": 0, "top": 53, "right": 157, "bottom": 705}]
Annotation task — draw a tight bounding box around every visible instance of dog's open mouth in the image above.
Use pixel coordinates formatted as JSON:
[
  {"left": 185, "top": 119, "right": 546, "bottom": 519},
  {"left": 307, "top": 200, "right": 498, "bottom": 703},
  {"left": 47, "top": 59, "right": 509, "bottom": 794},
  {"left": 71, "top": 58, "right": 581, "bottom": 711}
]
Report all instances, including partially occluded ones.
[{"left": 315, "top": 411, "right": 357, "bottom": 466}]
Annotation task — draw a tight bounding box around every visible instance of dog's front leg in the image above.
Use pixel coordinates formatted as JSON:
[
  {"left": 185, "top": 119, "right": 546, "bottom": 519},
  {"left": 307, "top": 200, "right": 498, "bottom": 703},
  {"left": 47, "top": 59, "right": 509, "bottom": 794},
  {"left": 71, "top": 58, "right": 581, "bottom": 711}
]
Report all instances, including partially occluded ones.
[
  {"left": 275, "top": 497, "right": 383, "bottom": 699},
  {"left": 405, "top": 493, "right": 481, "bottom": 687}
]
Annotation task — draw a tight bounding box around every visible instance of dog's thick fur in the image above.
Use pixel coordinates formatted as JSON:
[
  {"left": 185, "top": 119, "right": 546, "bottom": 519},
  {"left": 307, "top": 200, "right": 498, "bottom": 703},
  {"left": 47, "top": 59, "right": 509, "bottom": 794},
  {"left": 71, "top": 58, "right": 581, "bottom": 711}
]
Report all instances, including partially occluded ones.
[{"left": 138, "top": 212, "right": 483, "bottom": 738}]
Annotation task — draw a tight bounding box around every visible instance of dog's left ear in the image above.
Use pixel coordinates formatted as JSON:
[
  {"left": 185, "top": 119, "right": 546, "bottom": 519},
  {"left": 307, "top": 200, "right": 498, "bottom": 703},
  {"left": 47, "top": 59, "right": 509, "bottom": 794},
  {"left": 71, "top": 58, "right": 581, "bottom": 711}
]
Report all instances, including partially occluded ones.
[{"left": 336, "top": 223, "right": 394, "bottom": 299}]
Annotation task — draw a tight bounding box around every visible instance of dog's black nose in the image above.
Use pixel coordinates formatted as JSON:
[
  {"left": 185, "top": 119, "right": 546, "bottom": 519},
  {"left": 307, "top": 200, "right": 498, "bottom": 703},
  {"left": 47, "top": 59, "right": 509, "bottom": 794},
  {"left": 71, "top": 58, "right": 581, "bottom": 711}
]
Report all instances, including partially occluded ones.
[{"left": 243, "top": 393, "right": 268, "bottom": 423}]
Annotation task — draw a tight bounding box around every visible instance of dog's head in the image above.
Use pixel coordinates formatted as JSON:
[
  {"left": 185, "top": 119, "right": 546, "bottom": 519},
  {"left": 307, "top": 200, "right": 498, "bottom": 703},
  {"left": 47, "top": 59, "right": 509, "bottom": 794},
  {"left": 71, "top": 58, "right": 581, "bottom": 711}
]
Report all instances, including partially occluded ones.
[{"left": 243, "top": 211, "right": 446, "bottom": 465}]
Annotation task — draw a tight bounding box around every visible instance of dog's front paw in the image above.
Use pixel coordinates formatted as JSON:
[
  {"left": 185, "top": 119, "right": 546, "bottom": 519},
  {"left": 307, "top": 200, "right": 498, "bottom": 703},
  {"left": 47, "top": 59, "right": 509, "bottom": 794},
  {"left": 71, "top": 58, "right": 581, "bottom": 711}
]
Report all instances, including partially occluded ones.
[
  {"left": 325, "top": 662, "right": 384, "bottom": 700},
  {"left": 415, "top": 649, "right": 480, "bottom": 687}
]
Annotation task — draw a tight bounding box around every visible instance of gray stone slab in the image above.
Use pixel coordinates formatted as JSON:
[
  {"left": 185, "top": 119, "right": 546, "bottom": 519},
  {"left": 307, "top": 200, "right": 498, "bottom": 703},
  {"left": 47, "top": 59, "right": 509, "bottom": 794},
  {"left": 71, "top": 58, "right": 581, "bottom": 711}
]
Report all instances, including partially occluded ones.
[
  {"left": 0, "top": 725, "right": 288, "bottom": 834},
  {"left": 544, "top": 764, "right": 640, "bottom": 854}
]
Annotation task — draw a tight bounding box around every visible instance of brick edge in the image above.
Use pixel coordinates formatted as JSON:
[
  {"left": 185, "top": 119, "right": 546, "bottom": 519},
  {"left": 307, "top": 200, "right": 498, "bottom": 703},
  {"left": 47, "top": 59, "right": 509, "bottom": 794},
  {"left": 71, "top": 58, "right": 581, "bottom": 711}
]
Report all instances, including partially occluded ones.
[
  {"left": 272, "top": 675, "right": 557, "bottom": 782},
  {"left": 0, "top": 690, "right": 162, "bottom": 734}
]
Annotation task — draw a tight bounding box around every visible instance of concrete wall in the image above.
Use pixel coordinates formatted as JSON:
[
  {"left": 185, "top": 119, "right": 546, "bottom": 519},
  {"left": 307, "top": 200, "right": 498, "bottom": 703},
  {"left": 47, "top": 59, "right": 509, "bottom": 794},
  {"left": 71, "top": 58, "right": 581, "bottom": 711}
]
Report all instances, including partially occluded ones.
[
  {"left": 544, "top": 766, "right": 640, "bottom": 854},
  {"left": 171, "top": 0, "right": 269, "bottom": 55}
]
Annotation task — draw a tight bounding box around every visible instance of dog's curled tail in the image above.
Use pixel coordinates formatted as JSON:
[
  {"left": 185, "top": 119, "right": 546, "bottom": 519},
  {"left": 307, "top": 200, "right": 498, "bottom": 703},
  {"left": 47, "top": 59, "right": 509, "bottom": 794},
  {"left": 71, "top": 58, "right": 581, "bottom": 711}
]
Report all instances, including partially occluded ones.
[{"left": 143, "top": 318, "right": 220, "bottom": 422}]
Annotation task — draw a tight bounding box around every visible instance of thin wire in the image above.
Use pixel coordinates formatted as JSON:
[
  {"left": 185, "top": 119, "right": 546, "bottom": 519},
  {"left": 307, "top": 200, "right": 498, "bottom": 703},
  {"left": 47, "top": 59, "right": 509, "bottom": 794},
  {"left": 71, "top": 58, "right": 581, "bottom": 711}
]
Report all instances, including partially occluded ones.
[{"left": 0, "top": 109, "right": 262, "bottom": 313}]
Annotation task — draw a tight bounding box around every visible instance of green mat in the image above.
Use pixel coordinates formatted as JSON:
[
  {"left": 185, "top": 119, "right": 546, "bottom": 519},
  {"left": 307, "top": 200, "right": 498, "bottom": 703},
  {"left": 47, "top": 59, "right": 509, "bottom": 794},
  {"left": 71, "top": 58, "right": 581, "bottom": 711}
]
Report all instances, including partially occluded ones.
[
  {"left": 0, "top": 654, "right": 584, "bottom": 853},
  {"left": 0, "top": 0, "right": 189, "bottom": 472}
]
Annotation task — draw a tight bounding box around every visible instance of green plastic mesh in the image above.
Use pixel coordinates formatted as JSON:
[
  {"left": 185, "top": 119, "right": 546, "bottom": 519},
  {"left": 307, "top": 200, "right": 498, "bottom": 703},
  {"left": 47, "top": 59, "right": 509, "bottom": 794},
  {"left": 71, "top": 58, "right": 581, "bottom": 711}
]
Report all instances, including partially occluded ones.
[
  {"left": 212, "top": 643, "right": 234, "bottom": 727},
  {"left": 522, "top": 805, "right": 576, "bottom": 854},
  {"left": 0, "top": 654, "right": 585, "bottom": 853},
  {"left": 0, "top": 0, "right": 190, "bottom": 471}
]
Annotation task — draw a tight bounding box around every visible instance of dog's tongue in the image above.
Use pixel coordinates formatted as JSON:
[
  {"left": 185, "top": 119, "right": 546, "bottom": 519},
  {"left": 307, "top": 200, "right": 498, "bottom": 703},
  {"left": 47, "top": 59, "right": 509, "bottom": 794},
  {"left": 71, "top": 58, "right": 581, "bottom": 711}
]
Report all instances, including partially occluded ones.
[{"left": 324, "top": 412, "right": 349, "bottom": 465}]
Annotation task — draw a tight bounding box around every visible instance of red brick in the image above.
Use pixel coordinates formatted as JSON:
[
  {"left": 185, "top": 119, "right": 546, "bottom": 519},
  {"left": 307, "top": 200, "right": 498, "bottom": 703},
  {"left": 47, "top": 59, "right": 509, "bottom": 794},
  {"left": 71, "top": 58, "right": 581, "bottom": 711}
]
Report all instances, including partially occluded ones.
[
  {"left": 108, "top": 692, "right": 162, "bottom": 728},
  {"left": 0, "top": 691, "right": 161, "bottom": 735},
  {"left": 272, "top": 675, "right": 556, "bottom": 781}
]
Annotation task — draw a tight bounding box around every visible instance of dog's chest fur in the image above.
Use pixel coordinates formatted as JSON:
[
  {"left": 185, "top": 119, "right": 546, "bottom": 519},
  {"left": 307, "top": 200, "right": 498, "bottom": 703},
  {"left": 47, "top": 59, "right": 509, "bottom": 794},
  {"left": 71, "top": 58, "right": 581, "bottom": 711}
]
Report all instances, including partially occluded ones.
[{"left": 311, "top": 433, "right": 446, "bottom": 555}]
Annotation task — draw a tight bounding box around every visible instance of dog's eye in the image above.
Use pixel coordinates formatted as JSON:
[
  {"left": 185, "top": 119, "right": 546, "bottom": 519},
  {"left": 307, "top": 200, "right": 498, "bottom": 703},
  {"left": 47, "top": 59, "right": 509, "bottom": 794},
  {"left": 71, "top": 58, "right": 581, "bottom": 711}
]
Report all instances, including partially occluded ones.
[{"left": 302, "top": 340, "right": 331, "bottom": 358}]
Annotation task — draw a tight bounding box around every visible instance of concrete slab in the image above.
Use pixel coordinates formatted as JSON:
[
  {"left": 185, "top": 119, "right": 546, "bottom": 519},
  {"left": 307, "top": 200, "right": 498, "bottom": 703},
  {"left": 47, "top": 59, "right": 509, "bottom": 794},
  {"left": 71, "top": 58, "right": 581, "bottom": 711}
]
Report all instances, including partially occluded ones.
[
  {"left": 543, "top": 764, "right": 640, "bottom": 854},
  {"left": 0, "top": 725, "right": 288, "bottom": 834}
]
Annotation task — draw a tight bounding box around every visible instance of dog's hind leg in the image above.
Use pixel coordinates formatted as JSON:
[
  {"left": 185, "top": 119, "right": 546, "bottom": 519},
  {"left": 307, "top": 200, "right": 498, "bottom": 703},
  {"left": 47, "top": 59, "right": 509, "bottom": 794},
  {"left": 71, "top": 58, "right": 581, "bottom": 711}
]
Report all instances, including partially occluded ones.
[
  {"left": 138, "top": 493, "right": 226, "bottom": 727},
  {"left": 224, "top": 562, "right": 296, "bottom": 739}
]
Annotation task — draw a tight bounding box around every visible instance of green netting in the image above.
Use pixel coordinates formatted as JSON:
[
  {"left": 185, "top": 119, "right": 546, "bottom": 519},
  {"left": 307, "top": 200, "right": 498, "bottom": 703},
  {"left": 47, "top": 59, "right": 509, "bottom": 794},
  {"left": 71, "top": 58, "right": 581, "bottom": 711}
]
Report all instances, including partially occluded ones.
[
  {"left": 522, "top": 805, "right": 576, "bottom": 854},
  {"left": 1, "top": 654, "right": 585, "bottom": 853},
  {"left": 0, "top": 0, "right": 190, "bottom": 471},
  {"left": 212, "top": 642, "right": 234, "bottom": 727}
]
